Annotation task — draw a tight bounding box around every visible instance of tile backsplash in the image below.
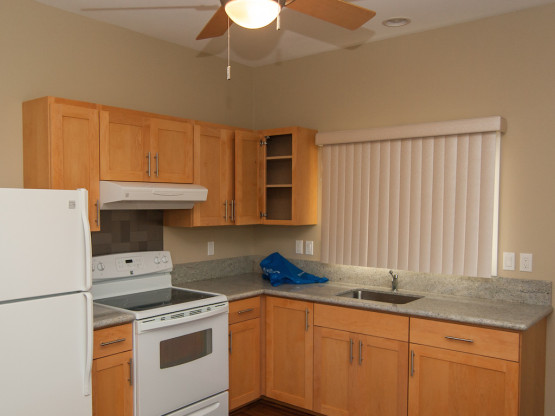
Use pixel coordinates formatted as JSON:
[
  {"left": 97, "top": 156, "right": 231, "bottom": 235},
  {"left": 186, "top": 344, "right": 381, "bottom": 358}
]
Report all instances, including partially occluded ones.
[{"left": 91, "top": 210, "right": 163, "bottom": 256}]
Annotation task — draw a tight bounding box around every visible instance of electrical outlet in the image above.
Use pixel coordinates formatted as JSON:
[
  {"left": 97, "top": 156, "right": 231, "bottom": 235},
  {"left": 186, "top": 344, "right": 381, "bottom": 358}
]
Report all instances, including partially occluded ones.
[
  {"left": 207, "top": 241, "right": 214, "bottom": 256},
  {"left": 520, "top": 253, "right": 532, "bottom": 272},
  {"left": 305, "top": 240, "right": 314, "bottom": 256},
  {"left": 296, "top": 240, "right": 303, "bottom": 254},
  {"left": 503, "top": 252, "right": 515, "bottom": 271}
]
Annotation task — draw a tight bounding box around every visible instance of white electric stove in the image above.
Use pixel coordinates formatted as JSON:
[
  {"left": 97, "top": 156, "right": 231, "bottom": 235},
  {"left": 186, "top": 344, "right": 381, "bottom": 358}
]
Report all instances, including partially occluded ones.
[{"left": 92, "top": 251, "right": 229, "bottom": 416}]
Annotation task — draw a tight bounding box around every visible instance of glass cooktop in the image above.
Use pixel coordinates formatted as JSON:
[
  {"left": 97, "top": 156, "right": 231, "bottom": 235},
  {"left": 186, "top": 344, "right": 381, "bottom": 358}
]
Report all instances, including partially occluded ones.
[{"left": 95, "top": 288, "right": 217, "bottom": 312}]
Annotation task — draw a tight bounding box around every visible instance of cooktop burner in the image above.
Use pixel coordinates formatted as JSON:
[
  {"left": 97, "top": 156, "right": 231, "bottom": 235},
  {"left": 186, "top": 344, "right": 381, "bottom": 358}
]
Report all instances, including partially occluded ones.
[{"left": 94, "top": 287, "right": 217, "bottom": 312}]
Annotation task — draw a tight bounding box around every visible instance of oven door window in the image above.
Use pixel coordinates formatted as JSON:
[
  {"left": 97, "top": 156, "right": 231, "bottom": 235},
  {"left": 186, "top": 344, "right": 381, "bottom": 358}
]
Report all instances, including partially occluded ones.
[{"left": 160, "top": 329, "right": 213, "bottom": 369}]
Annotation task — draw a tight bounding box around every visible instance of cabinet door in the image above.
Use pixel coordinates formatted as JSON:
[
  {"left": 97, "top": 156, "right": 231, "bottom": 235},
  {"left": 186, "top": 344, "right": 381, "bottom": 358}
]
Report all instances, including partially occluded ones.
[
  {"left": 229, "top": 318, "right": 261, "bottom": 410},
  {"left": 313, "top": 327, "right": 353, "bottom": 416},
  {"left": 265, "top": 297, "right": 313, "bottom": 409},
  {"left": 92, "top": 350, "right": 133, "bottom": 416},
  {"left": 235, "top": 130, "right": 263, "bottom": 225},
  {"left": 408, "top": 344, "right": 519, "bottom": 416},
  {"left": 100, "top": 108, "right": 148, "bottom": 182},
  {"left": 51, "top": 102, "right": 100, "bottom": 231},
  {"left": 353, "top": 335, "right": 408, "bottom": 416},
  {"left": 150, "top": 118, "right": 193, "bottom": 183}
]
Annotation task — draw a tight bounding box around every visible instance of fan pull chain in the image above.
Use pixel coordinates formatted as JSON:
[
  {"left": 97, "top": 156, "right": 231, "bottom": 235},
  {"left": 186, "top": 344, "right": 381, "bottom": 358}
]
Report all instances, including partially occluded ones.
[
  {"left": 227, "top": 17, "right": 231, "bottom": 80},
  {"left": 277, "top": 13, "right": 280, "bottom": 30}
]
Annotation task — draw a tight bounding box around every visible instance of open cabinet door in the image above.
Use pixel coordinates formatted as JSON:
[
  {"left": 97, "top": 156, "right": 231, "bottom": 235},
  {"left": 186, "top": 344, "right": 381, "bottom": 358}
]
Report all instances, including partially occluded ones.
[{"left": 234, "top": 130, "right": 263, "bottom": 225}]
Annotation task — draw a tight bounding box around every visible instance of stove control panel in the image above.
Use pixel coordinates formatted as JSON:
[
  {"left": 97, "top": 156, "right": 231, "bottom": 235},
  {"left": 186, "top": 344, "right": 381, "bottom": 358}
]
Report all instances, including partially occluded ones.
[{"left": 92, "top": 251, "right": 173, "bottom": 281}]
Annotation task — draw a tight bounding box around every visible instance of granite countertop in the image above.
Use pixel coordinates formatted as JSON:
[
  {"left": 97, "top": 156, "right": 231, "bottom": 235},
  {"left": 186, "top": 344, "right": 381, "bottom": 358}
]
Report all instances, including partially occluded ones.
[
  {"left": 94, "top": 303, "right": 134, "bottom": 330},
  {"left": 179, "top": 272, "right": 553, "bottom": 331}
]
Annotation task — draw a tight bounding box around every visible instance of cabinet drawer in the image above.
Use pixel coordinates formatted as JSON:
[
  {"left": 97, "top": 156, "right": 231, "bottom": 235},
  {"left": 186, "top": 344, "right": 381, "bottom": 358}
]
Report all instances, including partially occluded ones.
[
  {"left": 94, "top": 324, "right": 133, "bottom": 359},
  {"left": 410, "top": 318, "right": 520, "bottom": 362},
  {"left": 314, "top": 303, "right": 409, "bottom": 341},
  {"left": 229, "top": 297, "right": 261, "bottom": 324}
]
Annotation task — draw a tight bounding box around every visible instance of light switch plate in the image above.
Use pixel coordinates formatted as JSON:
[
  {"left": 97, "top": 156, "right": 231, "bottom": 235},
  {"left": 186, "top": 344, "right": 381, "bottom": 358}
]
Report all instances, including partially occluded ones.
[
  {"left": 305, "top": 241, "right": 314, "bottom": 256},
  {"left": 296, "top": 240, "right": 303, "bottom": 254},
  {"left": 503, "top": 252, "right": 515, "bottom": 271},
  {"left": 207, "top": 241, "right": 214, "bottom": 256}
]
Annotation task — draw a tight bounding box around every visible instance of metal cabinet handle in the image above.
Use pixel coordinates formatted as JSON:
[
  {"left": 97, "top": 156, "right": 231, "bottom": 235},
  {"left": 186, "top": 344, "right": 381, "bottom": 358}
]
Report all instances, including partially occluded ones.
[
  {"left": 146, "top": 152, "right": 151, "bottom": 176},
  {"left": 349, "top": 338, "right": 354, "bottom": 364},
  {"left": 155, "top": 152, "right": 159, "bottom": 177},
  {"left": 359, "top": 340, "right": 363, "bottom": 365},
  {"left": 410, "top": 350, "right": 415, "bottom": 377},
  {"left": 128, "top": 358, "right": 133, "bottom": 386},
  {"left": 231, "top": 200, "right": 235, "bottom": 222},
  {"left": 237, "top": 308, "right": 254, "bottom": 315},
  {"left": 223, "top": 200, "right": 228, "bottom": 221},
  {"left": 445, "top": 336, "right": 474, "bottom": 343},
  {"left": 229, "top": 331, "right": 233, "bottom": 354},
  {"left": 305, "top": 308, "right": 309, "bottom": 332},
  {"left": 95, "top": 200, "right": 100, "bottom": 227},
  {"left": 100, "top": 338, "right": 126, "bottom": 347}
]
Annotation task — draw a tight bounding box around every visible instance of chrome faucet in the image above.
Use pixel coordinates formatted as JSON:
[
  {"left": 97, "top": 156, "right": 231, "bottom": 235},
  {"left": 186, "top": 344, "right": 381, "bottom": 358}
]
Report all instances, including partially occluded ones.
[{"left": 389, "top": 270, "right": 399, "bottom": 292}]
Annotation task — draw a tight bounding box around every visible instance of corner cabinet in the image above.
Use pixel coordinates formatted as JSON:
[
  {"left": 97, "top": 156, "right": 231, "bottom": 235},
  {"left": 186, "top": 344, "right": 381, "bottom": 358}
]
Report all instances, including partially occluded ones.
[
  {"left": 23, "top": 97, "right": 101, "bottom": 231},
  {"left": 92, "top": 324, "right": 133, "bottom": 416},
  {"left": 260, "top": 127, "right": 318, "bottom": 225},
  {"left": 228, "top": 297, "right": 262, "bottom": 410},
  {"left": 99, "top": 105, "right": 193, "bottom": 183},
  {"left": 265, "top": 296, "right": 314, "bottom": 410}
]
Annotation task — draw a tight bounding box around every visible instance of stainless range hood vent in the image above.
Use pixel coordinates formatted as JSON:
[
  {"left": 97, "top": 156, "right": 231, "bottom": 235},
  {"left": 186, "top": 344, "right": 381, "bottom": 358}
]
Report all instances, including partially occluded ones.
[{"left": 99, "top": 181, "right": 207, "bottom": 210}]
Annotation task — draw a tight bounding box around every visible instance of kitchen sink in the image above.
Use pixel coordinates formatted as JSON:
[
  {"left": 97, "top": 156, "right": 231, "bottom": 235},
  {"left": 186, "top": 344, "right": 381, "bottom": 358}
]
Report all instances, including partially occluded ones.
[{"left": 336, "top": 289, "right": 422, "bottom": 304}]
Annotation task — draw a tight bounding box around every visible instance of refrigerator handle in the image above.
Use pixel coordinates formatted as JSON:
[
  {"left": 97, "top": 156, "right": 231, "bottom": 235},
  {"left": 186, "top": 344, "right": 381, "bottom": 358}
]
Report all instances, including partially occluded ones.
[
  {"left": 83, "top": 292, "right": 93, "bottom": 396},
  {"left": 79, "top": 189, "right": 92, "bottom": 289}
]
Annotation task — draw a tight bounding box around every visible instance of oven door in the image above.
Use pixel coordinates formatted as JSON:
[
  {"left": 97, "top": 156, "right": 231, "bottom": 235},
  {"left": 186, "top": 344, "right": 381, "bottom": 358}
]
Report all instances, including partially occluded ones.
[{"left": 134, "top": 308, "right": 228, "bottom": 416}]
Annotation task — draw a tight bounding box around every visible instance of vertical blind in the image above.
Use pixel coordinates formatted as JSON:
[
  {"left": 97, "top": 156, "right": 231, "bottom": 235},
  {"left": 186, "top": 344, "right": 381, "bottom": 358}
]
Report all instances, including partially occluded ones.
[{"left": 318, "top": 117, "right": 504, "bottom": 278}]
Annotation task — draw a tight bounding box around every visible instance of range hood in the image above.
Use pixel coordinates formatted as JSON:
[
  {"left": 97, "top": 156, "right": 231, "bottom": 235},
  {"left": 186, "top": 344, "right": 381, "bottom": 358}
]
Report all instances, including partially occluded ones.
[{"left": 99, "top": 181, "right": 207, "bottom": 210}]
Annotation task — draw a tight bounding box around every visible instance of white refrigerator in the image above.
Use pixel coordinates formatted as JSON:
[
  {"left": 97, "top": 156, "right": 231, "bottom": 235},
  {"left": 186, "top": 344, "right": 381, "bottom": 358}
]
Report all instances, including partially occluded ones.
[{"left": 0, "top": 188, "right": 93, "bottom": 415}]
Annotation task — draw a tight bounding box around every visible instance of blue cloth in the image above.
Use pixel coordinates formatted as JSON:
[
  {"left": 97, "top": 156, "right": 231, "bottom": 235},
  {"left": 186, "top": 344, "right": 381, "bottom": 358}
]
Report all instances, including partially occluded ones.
[{"left": 260, "top": 252, "right": 328, "bottom": 287}]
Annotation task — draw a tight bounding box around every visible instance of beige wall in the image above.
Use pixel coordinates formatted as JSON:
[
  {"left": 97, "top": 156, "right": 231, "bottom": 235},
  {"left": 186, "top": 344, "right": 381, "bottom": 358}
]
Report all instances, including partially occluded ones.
[
  {"left": 2, "top": 0, "right": 554, "bottom": 413},
  {"left": 253, "top": 4, "right": 555, "bottom": 413}
]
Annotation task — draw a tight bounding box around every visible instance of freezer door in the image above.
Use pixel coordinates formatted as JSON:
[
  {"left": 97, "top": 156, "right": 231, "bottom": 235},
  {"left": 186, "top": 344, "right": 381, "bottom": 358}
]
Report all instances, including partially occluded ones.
[
  {"left": 0, "top": 188, "right": 91, "bottom": 301},
  {"left": 0, "top": 292, "right": 93, "bottom": 415}
]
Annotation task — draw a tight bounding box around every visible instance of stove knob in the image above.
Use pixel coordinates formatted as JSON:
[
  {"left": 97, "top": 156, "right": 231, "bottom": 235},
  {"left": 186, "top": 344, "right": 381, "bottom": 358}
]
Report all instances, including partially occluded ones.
[
  {"left": 97, "top": 262, "right": 105, "bottom": 272},
  {"left": 154, "top": 257, "right": 160, "bottom": 264},
  {"left": 161, "top": 256, "right": 168, "bottom": 263}
]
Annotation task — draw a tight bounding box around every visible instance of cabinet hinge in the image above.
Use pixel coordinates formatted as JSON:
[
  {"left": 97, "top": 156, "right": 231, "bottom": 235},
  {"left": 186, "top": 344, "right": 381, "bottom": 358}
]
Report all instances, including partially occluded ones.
[
  {"left": 259, "top": 139, "right": 268, "bottom": 146},
  {"left": 260, "top": 212, "right": 268, "bottom": 218}
]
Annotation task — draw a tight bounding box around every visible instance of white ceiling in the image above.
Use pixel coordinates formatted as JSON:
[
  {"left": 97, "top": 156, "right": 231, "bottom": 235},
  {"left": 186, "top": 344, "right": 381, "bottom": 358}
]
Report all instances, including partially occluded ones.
[{"left": 35, "top": 0, "right": 555, "bottom": 67}]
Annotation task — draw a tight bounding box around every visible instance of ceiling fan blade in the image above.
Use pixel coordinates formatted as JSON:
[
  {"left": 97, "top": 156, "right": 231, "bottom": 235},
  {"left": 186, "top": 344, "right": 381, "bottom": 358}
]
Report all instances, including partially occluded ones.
[
  {"left": 286, "top": 0, "right": 376, "bottom": 30},
  {"left": 82, "top": 6, "right": 218, "bottom": 12},
  {"left": 196, "top": 6, "right": 231, "bottom": 40}
]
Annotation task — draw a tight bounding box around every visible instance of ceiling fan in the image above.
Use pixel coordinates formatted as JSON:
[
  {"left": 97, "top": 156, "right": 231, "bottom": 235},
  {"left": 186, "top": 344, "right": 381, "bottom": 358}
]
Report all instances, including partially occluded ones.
[{"left": 83, "top": 0, "right": 376, "bottom": 40}]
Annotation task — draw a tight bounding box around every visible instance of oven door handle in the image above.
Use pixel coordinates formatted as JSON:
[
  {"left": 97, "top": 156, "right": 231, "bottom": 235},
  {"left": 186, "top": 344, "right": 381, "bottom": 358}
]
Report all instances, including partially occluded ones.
[{"left": 136, "top": 306, "right": 228, "bottom": 334}]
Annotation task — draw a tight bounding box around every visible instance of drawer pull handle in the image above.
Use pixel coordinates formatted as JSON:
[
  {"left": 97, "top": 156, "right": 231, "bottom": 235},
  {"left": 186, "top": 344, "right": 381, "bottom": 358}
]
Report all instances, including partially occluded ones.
[
  {"left": 445, "top": 336, "right": 474, "bottom": 343},
  {"left": 237, "top": 308, "right": 254, "bottom": 315},
  {"left": 100, "top": 338, "right": 126, "bottom": 347}
]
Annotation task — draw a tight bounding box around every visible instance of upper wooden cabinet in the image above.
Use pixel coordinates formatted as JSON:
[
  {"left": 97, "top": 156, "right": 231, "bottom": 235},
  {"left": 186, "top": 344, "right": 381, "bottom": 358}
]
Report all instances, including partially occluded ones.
[
  {"left": 23, "top": 97, "right": 101, "bottom": 231},
  {"left": 260, "top": 127, "right": 318, "bottom": 225},
  {"left": 99, "top": 106, "right": 193, "bottom": 183}
]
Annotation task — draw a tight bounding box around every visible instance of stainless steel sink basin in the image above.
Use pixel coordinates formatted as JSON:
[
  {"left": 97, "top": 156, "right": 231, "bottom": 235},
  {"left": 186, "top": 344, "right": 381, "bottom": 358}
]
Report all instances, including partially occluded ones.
[{"left": 336, "top": 289, "right": 422, "bottom": 304}]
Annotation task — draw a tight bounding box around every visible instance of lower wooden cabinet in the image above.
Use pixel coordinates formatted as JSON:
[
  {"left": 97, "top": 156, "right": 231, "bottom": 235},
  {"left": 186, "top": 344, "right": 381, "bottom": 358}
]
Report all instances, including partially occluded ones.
[
  {"left": 229, "top": 297, "right": 262, "bottom": 410},
  {"left": 313, "top": 305, "right": 409, "bottom": 416},
  {"left": 93, "top": 324, "right": 133, "bottom": 416},
  {"left": 265, "top": 296, "right": 314, "bottom": 410}
]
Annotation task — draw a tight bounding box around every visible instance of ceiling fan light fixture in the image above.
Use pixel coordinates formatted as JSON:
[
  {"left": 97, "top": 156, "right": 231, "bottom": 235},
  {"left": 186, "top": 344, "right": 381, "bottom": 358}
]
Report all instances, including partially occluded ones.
[{"left": 223, "top": 0, "right": 282, "bottom": 29}]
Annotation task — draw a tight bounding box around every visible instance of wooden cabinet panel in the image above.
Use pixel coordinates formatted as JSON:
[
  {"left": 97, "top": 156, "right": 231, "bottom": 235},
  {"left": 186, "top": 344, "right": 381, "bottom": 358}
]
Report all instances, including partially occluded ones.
[
  {"left": 314, "top": 303, "right": 409, "bottom": 342},
  {"left": 99, "top": 108, "right": 147, "bottom": 182},
  {"left": 23, "top": 97, "right": 100, "bottom": 231},
  {"left": 410, "top": 317, "right": 520, "bottom": 361},
  {"left": 235, "top": 130, "right": 263, "bottom": 225},
  {"left": 408, "top": 344, "right": 519, "bottom": 416},
  {"left": 150, "top": 118, "right": 193, "bottom": 183},
  {"left": 229, "top": 318, "right": 261, "bottom": 410},
  {"left": 265, "top": 296, "right": 313, "bottom": 409},
  {"left": 314, "top": 326, "right": 408, "bottom": 416},
  {"left": 92, "top": 349, "right": 133, "bottom": 416}
]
